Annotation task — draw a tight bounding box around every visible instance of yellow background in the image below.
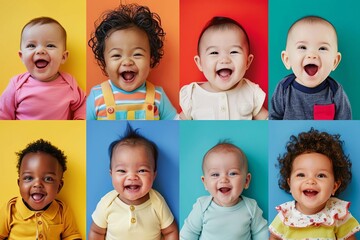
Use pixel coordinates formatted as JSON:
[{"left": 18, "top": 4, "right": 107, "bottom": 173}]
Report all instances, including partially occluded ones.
[
  {"left": 0, "top": 0, "right": 86, "bottom": 92},
  {"left": 0, "top": 121, "right": 86, "bottom": 238}
]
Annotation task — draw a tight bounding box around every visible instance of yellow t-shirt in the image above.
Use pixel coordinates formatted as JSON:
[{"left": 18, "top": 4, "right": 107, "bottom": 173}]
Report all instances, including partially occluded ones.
[
  {"left": 0, "top": 196, "right": 82, "bottom": 240},
  {"left": 92, "top": 189, "right": 174, "bottom": 240}
]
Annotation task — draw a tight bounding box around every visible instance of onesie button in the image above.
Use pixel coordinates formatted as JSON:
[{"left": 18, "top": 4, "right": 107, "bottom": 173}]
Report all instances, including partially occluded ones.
[
  {"left": 147, "top": 105, "right": 153, "bottom": 111},
  {"left": 130, "top": 205, "right": 135, "bottom": 211},
  {"left": 38, "top": 221, "right": 42, "bottom": 225},
  {"left": 38, "top": 233, "right": 43, "bottom": 239},
  {"left": 36, "top": 213, "right": 41, "bottom": 217},
  {"left": 107, "top": 107, "right": 115, "bottom": 114},
  {"left": 131, "top": 217, "right": 136, "bottom": 223}
]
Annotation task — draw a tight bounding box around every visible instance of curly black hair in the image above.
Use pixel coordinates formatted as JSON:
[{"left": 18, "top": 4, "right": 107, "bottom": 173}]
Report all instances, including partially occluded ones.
[
  {"left": 16, "top": 139, "right": 67, "bottom": 174},
  {"left": 277, "top": 128, "right": 351, "bottom": 196},
  {"left": 108, "top": 122, "right": 158, "bottom": 171},
  {"left": 88, "top": 3, "right": 165, "bottom": 75}
]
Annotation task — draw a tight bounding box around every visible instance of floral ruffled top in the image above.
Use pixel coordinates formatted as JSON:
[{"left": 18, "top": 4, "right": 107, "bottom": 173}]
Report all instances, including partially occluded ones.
[{"left": 269, "top": 197, "right": 360, "bottom": 240}]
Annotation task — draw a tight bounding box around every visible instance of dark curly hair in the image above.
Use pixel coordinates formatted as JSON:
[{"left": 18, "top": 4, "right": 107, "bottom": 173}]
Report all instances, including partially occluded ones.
[
  {"left": 88, "top": 4, "right": 165, "bottom": 75},
  {"left": 16, "top": 139, "right": 67, "bottom": 174},
  {"left": 108, "top": 122, "right": 158, "bottom": 171},
  {"left": 277, "top": 128, "right": 351, "bottom": 196}
]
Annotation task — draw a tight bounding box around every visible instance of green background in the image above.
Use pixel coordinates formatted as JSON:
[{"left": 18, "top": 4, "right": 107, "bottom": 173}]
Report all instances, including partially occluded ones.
[
  {"left": 269, "top": 0, "right": 360, "bottom": 119},
  {"left": 179, "top": 121, "right": 269, "bottom": 228}
]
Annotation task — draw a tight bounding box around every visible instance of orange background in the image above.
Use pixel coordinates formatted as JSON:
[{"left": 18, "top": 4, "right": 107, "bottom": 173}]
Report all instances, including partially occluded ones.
[
  {"left": 180, "top": 0, "right": 268, "bottom": 109},
  {"left": 86, "top": 0, "right": 180, "bottom": 111}
]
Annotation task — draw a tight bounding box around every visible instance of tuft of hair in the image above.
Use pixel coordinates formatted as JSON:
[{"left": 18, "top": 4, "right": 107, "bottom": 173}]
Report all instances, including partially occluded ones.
[
  {"left": 197, "top": 16, "right": 250, "bottom": 54},
  {"left": 88, "top": 3, "right": 165, "bottom": 75},
  {"left": 202, "top": 139, "right": 248, "bottom": 173},
  {"left": 108, "top": 122, "right": 158, "bottom": 171},
  {"left": 16, "top": 139, "right": 67, "bottom": 174},
  {"left": 20, "top": 16, "right": 67, "bottom": 49}
]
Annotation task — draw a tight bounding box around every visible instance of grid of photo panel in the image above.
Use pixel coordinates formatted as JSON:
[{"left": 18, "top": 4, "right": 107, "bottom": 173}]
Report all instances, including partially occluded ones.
[{"left": 1, "top": 0, "right": 360, "bottom": 239}]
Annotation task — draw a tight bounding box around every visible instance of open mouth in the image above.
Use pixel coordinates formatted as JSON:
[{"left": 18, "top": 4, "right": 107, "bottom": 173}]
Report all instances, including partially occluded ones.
[
  {"left": 121, "top": 71, "right": 136, "bottom": 82},
  {"left": 304, "top": 64, "right": 318, "bottom": 76},
  {"left": 31, "top": 193, "right": 45, "bottom": 202},
  {"left": 125, "top": 185, "right": 141, "bottom": 191},
  {"left": 35, "top": 60, "right": 49, "bottom": 69},
  {"left": 303, "top": 189, "right": 318, "bottom": 197},
  {"left": 216, "top": 68, "right": 232, "bottom": 79},
  {"left": 219, "top": 187, "right": 231, "bottom": 193}
]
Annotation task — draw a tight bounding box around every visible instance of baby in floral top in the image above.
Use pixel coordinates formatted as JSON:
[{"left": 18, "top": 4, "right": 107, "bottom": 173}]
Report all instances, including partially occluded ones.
[{"left": 269, "top": 128, "right": 360, "bottom": 240}]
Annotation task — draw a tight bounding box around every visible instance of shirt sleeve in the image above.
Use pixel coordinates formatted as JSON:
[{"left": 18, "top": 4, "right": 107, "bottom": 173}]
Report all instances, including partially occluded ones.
[
  {"left": 250, "top": 81, "right": 266, "bottom": 116},
  {"left": 0, "top": 201, "right": 11, "bottom": 239},
  {"left": 269, "top": 83, "right": 285, "bottom": 120},
  {"left": 70, "top": 83, "right": 86, "bottom": 120},
  {"left": 249, "top": 201, "right": 268, "bottom": 240},
  {"left": 335, "top": 212, "right": 360, "bottom": 239},
  {"left": 158, "top": 87, "right": 177, "bottom": 120},
  {"left": 152, "top": 191, "right": 175, "bottom": 230},
  {"left": 334, "top": 85, "right": 352, "bottom": 120},
  {"left": 180, "top": 198, "right": 203, "bottom": 240},
  {"left": 0, "top": 78, "right": 17, "bottom": 120},
  {"left": 86, "top": 88, "right": 97, "bottom": 120},
  {"left": 60, "top": 201, "right": 82, "bottom": 240}
]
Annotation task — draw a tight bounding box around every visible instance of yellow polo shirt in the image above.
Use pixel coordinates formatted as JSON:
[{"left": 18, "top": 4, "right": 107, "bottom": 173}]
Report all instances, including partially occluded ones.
[{"left": 0, "top": 196, "right": 82, "bottom": 240}]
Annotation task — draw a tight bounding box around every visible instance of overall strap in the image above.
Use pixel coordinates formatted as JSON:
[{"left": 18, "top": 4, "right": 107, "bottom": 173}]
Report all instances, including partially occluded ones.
[
  {"left": 144, "top": 81, "right": 156, "bottom": 120},
  {"left": 100, "top": 81, "right": 116, "bottom": 120}
]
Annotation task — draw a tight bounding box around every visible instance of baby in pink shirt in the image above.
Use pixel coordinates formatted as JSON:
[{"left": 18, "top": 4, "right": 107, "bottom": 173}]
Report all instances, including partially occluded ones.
[{"left": 0, "top": 17, "right": 86, "bottom": 120}]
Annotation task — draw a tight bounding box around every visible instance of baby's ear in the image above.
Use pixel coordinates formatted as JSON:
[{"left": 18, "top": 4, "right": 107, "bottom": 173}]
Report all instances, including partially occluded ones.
[
  {"left": 332, "top": 52, "right": 342, "bottom": 71},
  {"left": 61, "top": 51, "right": 69, "bottom": 64},
  {"left": 246, "top": 54, "right": 254, "bottom": 70},
  {"left": 194, "top": 55, "right": 203, "bottom": 72},
  {"left": 57, "top": 179, "right": 64, "bottom": 193},
  {"left": 281, "top": 50, "right": 291, "bottom": 70}
]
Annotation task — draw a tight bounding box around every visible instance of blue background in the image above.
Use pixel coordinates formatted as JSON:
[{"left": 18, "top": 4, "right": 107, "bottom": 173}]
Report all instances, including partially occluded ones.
[
  {"left": 268, "top": 120, "right": 360, "bottom": 238},
  {"left": 86, "top": 121, "right": 179, "bottom": 235},
  {"left": 269, "top": 0, "right": 360, "bottom": 119},
  {"left": 179, "top": 121, "right": 268, "bottom": 228}
]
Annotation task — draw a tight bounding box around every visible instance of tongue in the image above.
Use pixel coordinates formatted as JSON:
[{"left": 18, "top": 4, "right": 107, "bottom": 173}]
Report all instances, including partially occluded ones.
[
  {"left": 304, "top": 64, "right": 318, "bottom": 76},
  {"left": 219, "top": 187, "right": 231, "bottom": 193},
  {"left": 123, "top": 72, "right": 135, "bottom": 81},
  {"left": 35, "top": 60, "right": 48, "bottom": 68},
  {"left": 32, "top": 194, "right": 44, "bottom": 201},
  {"left": 218, "top": 69, "right": 232, "bottom": 78}
]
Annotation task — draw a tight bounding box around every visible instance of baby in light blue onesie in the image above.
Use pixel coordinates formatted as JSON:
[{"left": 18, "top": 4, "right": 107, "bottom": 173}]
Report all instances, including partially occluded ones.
[{"left": 180, "top": 141, "right": 268, "bottom": 240}]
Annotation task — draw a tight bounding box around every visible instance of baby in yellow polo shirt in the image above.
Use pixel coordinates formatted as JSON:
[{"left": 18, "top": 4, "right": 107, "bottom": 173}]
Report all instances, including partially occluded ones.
[{"left": 0, "top": 139, "right": 81, "bottom": 240}]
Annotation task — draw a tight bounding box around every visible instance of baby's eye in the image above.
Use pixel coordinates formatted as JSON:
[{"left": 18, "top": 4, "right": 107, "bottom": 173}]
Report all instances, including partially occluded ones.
[
  {"left": 23, "top": 176, "right": 33, "bottom": 181},
  {"left": 230, "top": 51, "right": 240, "bottom": 54},
  {"left": 26, "top": 44, "right": 36, "bottom": 48},
  {"left": 297, "top": 45, "right": 306, "bottom": 50},
  {"left": 111, "top": 54, "right": 121, "bottom": 58},
  {"left": 133, "top": 53, "right": 143, "bottom": 58},
  {"left": 44, "top": 176, "right": 54, "bottom": 183},
  {"left": 138, "top": 169, "right": 149, "bottom": 173},
  {"left": 317, "top": 173, "right": 327, "bottom": 178},
  {"left": 47, "top": 44, "right": 56, "bottom": 48},
  {"left": 229, "top": 172, "right": 239, "bottom": 176},
  {"left": 210, "top": 173, "right": 219, "bottom": 177},
  {"left": 319, "top": 46, "right": 328, "bottom": 51},
  {"left": 116, "top": 169, "right": 126, "bottom": 173},
  {"left": 209, "top": 51, "right": 218, "bottom": 55},
  {"left": 296, "top": 173, "right": 305, "bottom": 177}
]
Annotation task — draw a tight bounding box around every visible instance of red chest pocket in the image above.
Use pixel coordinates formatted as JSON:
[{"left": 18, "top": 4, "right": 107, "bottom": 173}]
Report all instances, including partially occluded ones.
[{"left": 313, "top": 104, "right": 335, "bottom": 120}]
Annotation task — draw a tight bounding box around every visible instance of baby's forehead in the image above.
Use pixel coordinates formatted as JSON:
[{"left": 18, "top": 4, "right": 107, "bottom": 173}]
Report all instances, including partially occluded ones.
[
  {"left": 201, "top": 24, "right": 249, "bottom": 46},
  {"left": 203, "top": 145, "right": 248, "bottom": 168},
  {"left": 289, "top": 19, "right": 337, "bottom": 38}
]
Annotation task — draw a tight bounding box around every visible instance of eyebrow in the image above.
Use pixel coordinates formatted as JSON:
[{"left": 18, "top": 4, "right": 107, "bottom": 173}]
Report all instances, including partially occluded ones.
[
  {"left": 204, "top": 45, "right": 244, "bottom": 52},
  {"left": 107, "top": 46, "right": 147, "bottom": 54}
]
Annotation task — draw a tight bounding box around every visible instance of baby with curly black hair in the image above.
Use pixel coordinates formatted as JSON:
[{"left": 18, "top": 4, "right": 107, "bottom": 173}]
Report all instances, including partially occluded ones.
[
  {"left": 0, "top": 139, "right": 81, "bottom": 239},
  {"left": 269, "top": 128, "right": 360, "bottom": 240},
  {"left": 87, "top": 4, "right": 177, "bottom": 120}
]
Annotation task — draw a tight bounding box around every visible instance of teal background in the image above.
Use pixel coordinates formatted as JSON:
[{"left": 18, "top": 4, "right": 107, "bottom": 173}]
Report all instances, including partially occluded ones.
[
  {"left": 269, "top": 0, "right": 360, "bottom": 119},
  {"left": 179, "top": 121, "right": 268, "bottom": 228}
]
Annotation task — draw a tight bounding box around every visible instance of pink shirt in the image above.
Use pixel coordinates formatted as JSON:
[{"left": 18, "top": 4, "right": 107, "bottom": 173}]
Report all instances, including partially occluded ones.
[{"left": 0, "top": 72, "right": 86, "bottom": 120}]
